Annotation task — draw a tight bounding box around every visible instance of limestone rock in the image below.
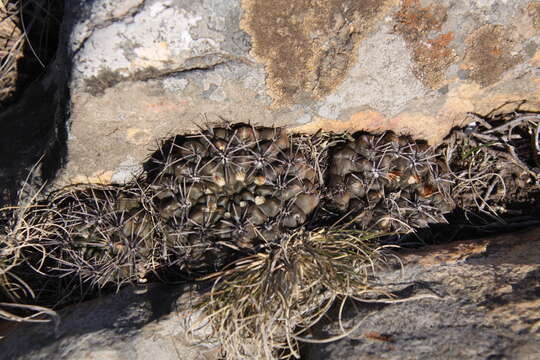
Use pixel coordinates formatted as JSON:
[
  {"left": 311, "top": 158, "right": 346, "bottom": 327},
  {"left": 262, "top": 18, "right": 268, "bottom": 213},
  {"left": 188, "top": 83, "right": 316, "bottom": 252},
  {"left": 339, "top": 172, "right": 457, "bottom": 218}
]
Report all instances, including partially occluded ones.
[
  {"left": 0, "top": 284, "right": 219, "bottom": 360},
  {"left": 305, "top": 226, "right": 540, "bottom": 360},
  {"left": 56, "top": 0, "right": 540, "bottom": 186}
]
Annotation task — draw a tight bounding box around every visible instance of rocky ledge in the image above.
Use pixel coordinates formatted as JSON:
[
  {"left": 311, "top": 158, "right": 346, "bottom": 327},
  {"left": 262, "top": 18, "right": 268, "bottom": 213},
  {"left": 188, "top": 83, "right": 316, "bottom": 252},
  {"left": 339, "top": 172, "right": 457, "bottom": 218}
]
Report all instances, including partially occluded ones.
[
  {"left": 51, "top": 0, "right": 540, "bottom": 185},
  {"left": 2, "top": 226, "right": 538, "bottom": 360}
]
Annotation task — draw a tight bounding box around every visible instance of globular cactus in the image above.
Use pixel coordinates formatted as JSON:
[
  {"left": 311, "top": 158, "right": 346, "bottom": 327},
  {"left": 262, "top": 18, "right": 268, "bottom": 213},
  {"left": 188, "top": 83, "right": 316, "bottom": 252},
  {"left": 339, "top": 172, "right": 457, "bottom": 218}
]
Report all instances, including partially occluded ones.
[
  {"left": 1, "top": 114, "right": 539, "bottom": 330},
  {"left": 41, "top": 185, "right": 161, "bottom": 290},
  {"left": 326, "top": 131, "right": 454, "bottom": 232},
  {"left": 144, "top": 124, "right": 321, "bottom": 272},
  {"left": 440, "top": 114, "right": 540, "bottom": 213}
]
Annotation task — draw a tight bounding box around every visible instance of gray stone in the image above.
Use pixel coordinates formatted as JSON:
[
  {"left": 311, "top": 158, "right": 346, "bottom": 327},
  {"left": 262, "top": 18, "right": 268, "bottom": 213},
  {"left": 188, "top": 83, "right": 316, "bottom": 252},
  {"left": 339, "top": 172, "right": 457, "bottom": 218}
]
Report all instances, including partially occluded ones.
[
  {"left": 2, "top": 228, "right": 538, "bottom": 359},
  {"left": 69, "top": 0, "right": 248, "bottom": 94},
  {"left": 55, "top": 0, "right": 540, "bottom": 186},
  {"left": 304, "top": 226, "right": 540, "bottom": 360},
  {"left": 316, "top": 27, "right": 428, "bottom": 119},
  {"left": 0, "top": 284, "right": 219, "bottom": 360}
]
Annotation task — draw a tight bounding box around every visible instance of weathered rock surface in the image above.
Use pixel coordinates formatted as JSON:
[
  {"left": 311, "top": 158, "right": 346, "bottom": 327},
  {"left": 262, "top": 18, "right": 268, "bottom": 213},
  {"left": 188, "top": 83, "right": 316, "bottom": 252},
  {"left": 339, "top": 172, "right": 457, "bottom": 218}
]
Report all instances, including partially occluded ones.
[
  {"left": 56, "top": 0, "right": 540, "bottom": 185},
  {"left": 1, "top": 1, "right": 539, "bottom": 358},
  {"left": 2, "top": 227, "right": 538, "bottom": 359},
  {"left": 305, "top": 226, "right": 540, "bottom": 360},
  {"left": 0, "top": 1, "right": 22, "bottom": 107},
  {"left": 0, "top": 284, "right": 219, "bottom": 360}
]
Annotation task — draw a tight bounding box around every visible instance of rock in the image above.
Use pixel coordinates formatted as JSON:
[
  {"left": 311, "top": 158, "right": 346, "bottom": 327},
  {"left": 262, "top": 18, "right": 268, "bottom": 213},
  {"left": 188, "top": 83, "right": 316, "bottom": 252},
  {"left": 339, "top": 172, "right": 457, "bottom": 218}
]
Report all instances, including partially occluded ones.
[
  {"left": 0, "top": 60, "right": 69, "bottom": 206},
  {"left": 304, "top": 226, "right": 540, "bottom": 360},
  {"left": 0, "top": 284, "right": 219, "bottom": 360},
  {"left": 2, "top": 228, "right": 538, "bottom": 359},
  {"left": 0, "top": 1, "right": 22, "bottom": 107},
  {"left": 55, "top": 0, "right": 540, "bottom": 186}
]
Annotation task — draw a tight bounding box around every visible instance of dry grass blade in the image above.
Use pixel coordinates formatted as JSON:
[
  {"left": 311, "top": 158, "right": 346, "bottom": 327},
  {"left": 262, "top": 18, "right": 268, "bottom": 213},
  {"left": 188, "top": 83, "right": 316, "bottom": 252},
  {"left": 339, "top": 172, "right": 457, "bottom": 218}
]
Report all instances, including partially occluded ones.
[
  {"left": 0, "top": 182, "right": 54, "bottom": 322},
  {"left": 0, "top": 301, "right": 58, "bottom": 325},
  {"left": 194, "top": 228, "right": 397, "bottom": 360}
]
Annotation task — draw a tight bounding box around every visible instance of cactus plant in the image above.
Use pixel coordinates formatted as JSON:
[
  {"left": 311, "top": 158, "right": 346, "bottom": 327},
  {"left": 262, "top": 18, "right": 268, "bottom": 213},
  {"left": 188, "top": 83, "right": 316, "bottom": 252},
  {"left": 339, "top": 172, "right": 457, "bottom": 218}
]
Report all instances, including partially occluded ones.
[
  {"left": 40, "top": 185, "right": 161, "bottom": 291},
  {"left": 144, "top": 124, "right": 322, "bottom": 273},
  {"left": 326, "top": 131, "right": 454, "bottom": 232}
]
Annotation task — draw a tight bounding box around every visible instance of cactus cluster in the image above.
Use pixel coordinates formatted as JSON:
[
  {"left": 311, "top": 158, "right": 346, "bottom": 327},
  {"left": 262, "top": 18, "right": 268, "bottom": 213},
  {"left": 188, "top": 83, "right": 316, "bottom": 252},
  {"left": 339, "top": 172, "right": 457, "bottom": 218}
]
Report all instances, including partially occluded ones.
[
  {"left": 326, "top": 132, "right": 454, "bottom": 231},
  {"left": 144, "top": 124, "right": 321, "bottom": 271},
  {"left": 46, "top": 186, "right": 159, "bottom": 288},
  {"left": 1, "top": 114, "right": 538, "bottom": 360},
  {"left": 12, "top": 185, "right": 160, "bottom": 294},
  {"left": 2, "top": 116, "right": 539, "bottom": 303}
]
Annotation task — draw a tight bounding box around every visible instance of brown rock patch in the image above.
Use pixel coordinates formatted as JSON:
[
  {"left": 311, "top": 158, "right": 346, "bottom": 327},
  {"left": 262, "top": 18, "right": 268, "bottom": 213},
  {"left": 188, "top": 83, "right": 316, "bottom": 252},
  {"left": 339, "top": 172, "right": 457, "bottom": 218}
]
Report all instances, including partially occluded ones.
[
  {"left": 240, "top": 0, "right": 395, "bottom": 106},
  {"left": 394, "top": 0, "right": 456, "bottom": 89},
  {"left": 291, "top": 110, "right": 457, "bottom": 145},
  {"left": 441, "top": 81, "right": 540, "bottom": 121},
  {"left": 463, "top": 24, "right": 523, "bottom": 87},
  {"left": 404, "top": 239, "right": 490, "bottom": 268},
  {"left": 0, "top": 1, "right": 23, "bottom": 106},
  {"left": 527, "top": 2, "right": 540, "bottom": 31},
  {"left": 363, "top": 332, "right": 395, "bottom": 343}
]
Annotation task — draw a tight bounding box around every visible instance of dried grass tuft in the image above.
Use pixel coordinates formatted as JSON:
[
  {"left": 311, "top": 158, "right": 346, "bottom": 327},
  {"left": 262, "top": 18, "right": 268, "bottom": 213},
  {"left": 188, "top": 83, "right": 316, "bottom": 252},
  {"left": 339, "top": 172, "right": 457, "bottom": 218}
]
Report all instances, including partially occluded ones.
[
  {"left": 441, "top": 112, "right": 540, "bottom": 216},
  {"left": 194, "top": 227, "right": 397, "bottom": 359},
  {"left": 0, "top": 183, "right": 57, "bottom": 322}
]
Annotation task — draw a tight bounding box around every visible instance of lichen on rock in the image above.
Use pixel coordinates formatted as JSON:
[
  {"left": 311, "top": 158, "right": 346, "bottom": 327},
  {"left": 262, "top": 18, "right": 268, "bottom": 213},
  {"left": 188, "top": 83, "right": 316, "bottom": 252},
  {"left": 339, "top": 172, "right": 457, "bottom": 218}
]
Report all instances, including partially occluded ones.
[
  {"left": 463, "top": 24, "right": 524, "bottom": 88},
  {"left": 527, "top": 1, "right": 540, "bottom": 31},
  {"left": 393, "top": 0, "right": 457, "bottom": 89},
  {"left": 240, "top": 0, "right": 396, "bottom": 106}
]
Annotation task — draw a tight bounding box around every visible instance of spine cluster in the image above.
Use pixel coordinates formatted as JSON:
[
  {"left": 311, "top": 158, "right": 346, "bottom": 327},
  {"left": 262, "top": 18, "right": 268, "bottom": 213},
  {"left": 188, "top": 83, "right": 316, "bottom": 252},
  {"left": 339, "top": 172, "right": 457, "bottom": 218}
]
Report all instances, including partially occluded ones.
[{"left": 326, "top": 132, "right": 454, "bottom": 231}]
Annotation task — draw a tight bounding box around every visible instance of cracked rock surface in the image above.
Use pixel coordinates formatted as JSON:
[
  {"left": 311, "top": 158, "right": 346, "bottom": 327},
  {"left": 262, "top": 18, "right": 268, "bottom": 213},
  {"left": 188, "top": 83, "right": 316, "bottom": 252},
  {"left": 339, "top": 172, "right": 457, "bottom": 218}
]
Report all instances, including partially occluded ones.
[
  {"left": 57, "top": 0, "right": 540, "bottom": 186},
  {"left": 304, "top": 226, "right": 540, "bottom": 360},
  {"left": 0, "top": 284, "right": 220, "bottom": 360}
]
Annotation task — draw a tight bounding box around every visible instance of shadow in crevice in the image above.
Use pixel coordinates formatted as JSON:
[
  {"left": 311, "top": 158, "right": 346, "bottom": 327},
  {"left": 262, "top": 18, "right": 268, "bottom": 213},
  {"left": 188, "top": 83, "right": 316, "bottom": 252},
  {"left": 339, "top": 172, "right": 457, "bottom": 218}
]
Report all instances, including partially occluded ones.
[
  {"left": 0, "top": 283, "right": 189, "bottom": 360},
  {"left": 0, "top": 0, "right": 67, "bottom": 208},
  {"left": 384, "top": 206, "right": 540, "bottom": 249}
]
